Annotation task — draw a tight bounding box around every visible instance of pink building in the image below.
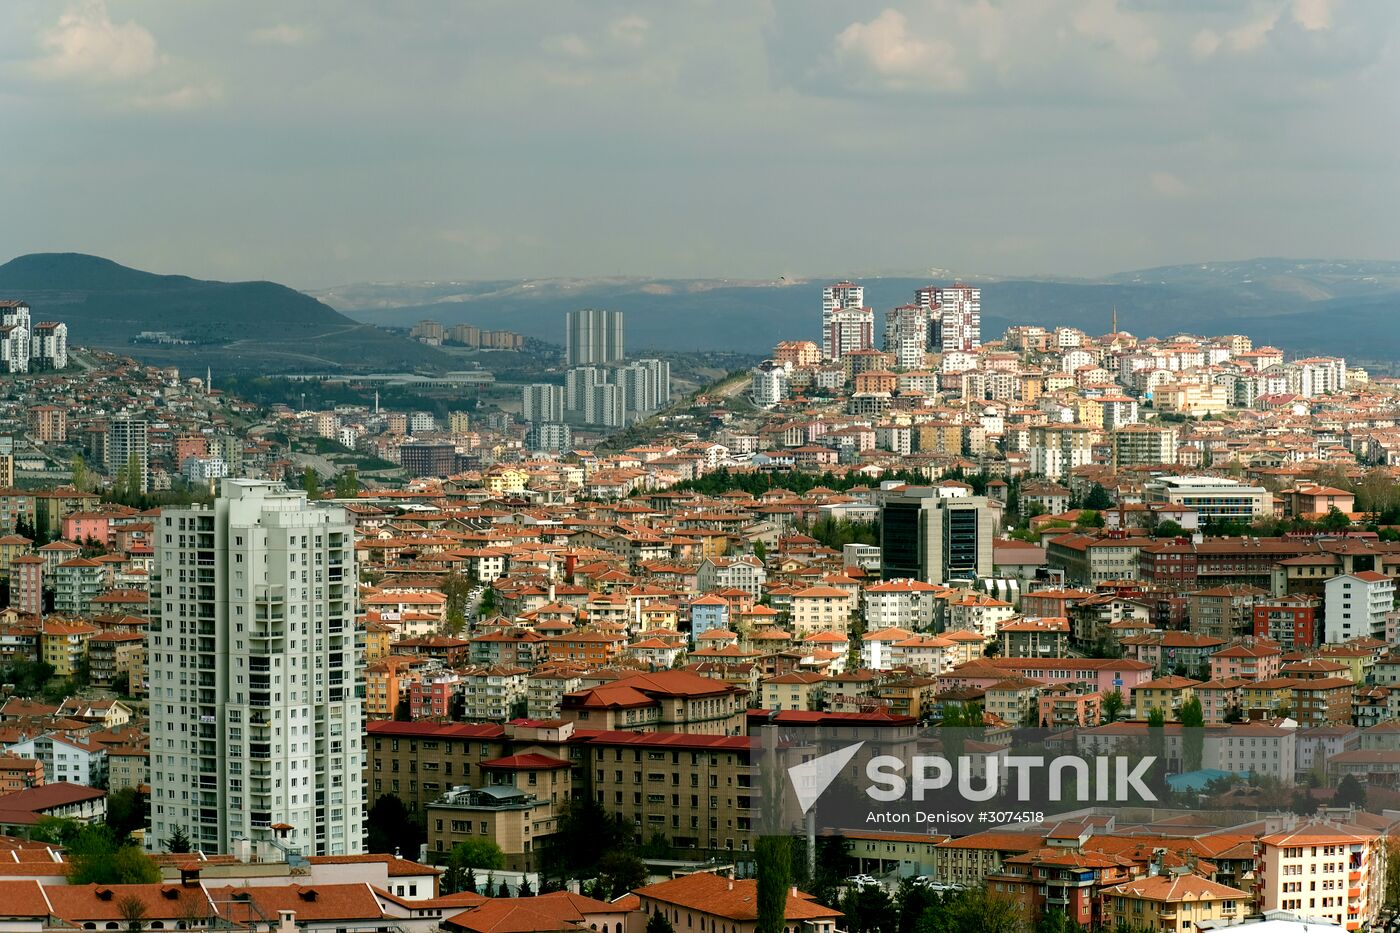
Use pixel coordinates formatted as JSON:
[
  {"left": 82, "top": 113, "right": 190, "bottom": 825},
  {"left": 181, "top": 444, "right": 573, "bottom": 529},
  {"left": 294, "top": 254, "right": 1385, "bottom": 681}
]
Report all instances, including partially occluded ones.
[
  {"left": 938, "top": 657, "right": 1152, "bottom": 695},
  {"left": 1210, "top": 642, "right": 1282, "bottom": 682},
  {"left": 409, "top": 670, "right": 460, "bottom": 720},
  {"left": 62, "top": 513, "right": 112, "bottom": 547},
  {"left": 11, "top": 555, "right": 42, "bottom": 616}
]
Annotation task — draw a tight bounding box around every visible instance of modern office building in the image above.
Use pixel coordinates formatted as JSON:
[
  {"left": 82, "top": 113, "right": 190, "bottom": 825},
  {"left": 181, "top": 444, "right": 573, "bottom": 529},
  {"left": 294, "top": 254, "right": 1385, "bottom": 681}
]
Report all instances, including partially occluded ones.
[
  {"left": 147, "top": 480, "right": 364, "bottom": 856},
  {"left": 880, "top": 487, "right": 995, "bottom": 585},
  {"left": 565, "top": 308, "right": 624, "bottom": 367},
  {"left": 399, "top": 442, "right": 457, "bottom": 478},
  {"left": 106, "top": 416, "right": 150, "bottom": 493}
]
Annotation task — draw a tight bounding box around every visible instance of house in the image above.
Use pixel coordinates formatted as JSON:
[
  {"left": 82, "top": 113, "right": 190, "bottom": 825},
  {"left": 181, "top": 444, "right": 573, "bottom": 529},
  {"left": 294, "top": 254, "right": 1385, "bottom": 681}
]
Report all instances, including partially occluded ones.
[{"left": 635, "top": 872, "right": 841, "bottom": 933}]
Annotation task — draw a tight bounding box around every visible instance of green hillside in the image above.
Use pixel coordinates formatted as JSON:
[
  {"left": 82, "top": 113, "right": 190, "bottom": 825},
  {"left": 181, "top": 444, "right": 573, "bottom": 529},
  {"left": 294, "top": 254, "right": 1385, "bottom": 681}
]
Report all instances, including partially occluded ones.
[{"left": 0, "top": 253, "right": 451, "bottom": 374}]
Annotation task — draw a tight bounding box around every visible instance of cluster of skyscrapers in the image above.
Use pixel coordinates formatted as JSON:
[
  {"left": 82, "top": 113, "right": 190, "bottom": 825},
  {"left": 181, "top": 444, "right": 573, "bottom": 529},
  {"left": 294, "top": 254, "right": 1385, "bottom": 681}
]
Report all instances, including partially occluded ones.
[
  {"left": 820, "top": 281, "right": 981, "bottom": 364},
  {"left": 521, "top": 309, "right": 671, "bottom": 449},
  {"left": 0, "top": 300, "right": 69, "bottom": 373}
]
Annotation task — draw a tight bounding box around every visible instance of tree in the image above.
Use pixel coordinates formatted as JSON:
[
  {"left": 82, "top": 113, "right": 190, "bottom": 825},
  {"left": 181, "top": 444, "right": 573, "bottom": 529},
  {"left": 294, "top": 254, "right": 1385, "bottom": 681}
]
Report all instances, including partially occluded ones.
[
  {"left": 1321, "top": 506, "right": 1352, "bottom": 532},
  {"left": 1076, "top": 509, "right": 1105, "bottom": 529},
  {"left": 752, "top": 540, "right": 767, "bottom": 563},
  {"left": 67, "top": 826, "right": 161, "bottom": 884},
  {"left": 1083, "top": 483, "right": 1114, "bottom": 510},
  {"left": 646, "top": 911, "right": 676, "bottom": 933},
  {"left": 1102, "top": 690, "right": 1124, "bottom": 723},
  {"left": 71, "top": 455, "right": 95, "bottom": 493},
  {"left": 1147, "top": 707, "right": 1166, "bottom": 727},
  {"left": 756, "top": 836, "right": 793, "bottom": 933},
  {"left": 117, "top": 895, "right": 147, "bottom": 933},
  {"left": 165, "top": 825, "right": 192, "bottom": 854},
  {"left": 302, "top": 467, "right": 320, "bottom": 498},
  {"left": 516, "top": 876, "right": 534, "bottom": 897},
  {"left": 1335, "top": 774, "right": 1367, "bottom": 809},
  {"left": 449, "top": 839, "right": 505, "bottom": 871},
  {"left": 1155, "top": 520, "right": 1184, "bottom": 538},
  {"left": 365, "top": 794, "right": 424, "bottom": 858},
  {"left": 1180, "top": 696, "right": 1205, "bottom": 772},
  {"left": 106, "top": 788, "right": 147, "bottom": 841},
  {"left": 441, "top": 573, "right": 474, "bottom": 635},
  {"left": 463, "top": 867, "right": 478, "bottom": 895},
  {"left": 334, "top": 468, "right": 359, "bottom": 498},
  {"left": 598, "top": 849, "right": 647, "bottom": 899}
]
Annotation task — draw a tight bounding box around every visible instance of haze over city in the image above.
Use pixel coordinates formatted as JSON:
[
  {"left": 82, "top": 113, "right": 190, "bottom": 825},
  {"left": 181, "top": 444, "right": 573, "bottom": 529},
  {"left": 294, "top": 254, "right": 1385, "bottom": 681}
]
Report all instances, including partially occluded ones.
[{"left": 2, "top": 0, "right": 1398, "bottom": 286}]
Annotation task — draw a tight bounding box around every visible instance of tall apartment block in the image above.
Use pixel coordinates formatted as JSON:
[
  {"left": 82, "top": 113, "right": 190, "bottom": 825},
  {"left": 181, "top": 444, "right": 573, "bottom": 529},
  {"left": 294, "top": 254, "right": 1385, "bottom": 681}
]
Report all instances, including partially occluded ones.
[
  {"left": 883, "top": 304, "right": 929, "bottom": 370},
  {"left": 914, "top": 283, "right": 981, "bottom": 352},
  {"left": 107, "top": 417, "right": 150, "bottom": 494},
  {"left": 565, "top": 308, "right": 624, "bottom": 367},
  {"left": 148, "top": 480, "right": 364, "bottom": 857},
  {"left": 522, "top": 384, "right": 566, "bottom": 423},
  {"left": 821, "top": 282, "right": 873, "bottom": 361}
]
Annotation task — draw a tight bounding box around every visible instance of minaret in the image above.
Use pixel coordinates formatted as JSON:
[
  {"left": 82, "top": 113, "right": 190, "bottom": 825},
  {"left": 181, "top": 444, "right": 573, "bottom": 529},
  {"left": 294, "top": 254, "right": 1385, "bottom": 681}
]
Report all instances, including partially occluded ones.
[
  {"left": 206, "top": 366, "right": 212, "bottom": 395},
  {"left": 374, "top": 390, "right": 380, "bottom": 414},
  {"left": 1111, "top": 306, "right": 1118, "bottom": 336}
]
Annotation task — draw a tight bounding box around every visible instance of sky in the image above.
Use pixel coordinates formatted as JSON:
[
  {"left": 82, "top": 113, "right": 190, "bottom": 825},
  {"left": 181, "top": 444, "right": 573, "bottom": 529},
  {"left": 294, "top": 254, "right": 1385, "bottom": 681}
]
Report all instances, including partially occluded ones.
[{"left": 0, "top": 0, "right": 1396, "bottom": 288}]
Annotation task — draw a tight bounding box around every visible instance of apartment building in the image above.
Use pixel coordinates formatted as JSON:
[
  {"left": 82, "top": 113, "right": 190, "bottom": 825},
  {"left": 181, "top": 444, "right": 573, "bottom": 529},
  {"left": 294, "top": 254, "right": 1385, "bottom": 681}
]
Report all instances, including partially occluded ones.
[{"left": 148, "top": 480, "right": 363, "bottom": 856}]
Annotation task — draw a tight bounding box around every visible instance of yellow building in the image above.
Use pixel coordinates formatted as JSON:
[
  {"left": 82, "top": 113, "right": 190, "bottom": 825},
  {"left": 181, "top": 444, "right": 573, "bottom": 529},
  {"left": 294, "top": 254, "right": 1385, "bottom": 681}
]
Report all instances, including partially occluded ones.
[
  {"left": 1100, "top": 873, "right": 1250, "bottom": 931},
  {"left": 39, "top": 618, "right": 96, "bottom": 676},
  {"left": 0, "top": 534, "right": 32, "bottom": 580},
  {"left": 483, "top": 468, "right": 530, "bottom": 495},
  {"left": 1132, "top": 675, "right": 1199, "bottom": 720}
]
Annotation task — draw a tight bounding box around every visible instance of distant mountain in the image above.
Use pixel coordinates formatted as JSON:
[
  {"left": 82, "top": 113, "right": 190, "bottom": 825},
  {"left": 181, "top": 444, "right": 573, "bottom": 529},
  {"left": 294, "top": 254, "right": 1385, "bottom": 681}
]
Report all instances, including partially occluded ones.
[
  {"left": 0, "top": 253, "right": 452, "bottom": 374},
  {"left": 318, "top": 260, "right": 1400, "bottom": 363}
]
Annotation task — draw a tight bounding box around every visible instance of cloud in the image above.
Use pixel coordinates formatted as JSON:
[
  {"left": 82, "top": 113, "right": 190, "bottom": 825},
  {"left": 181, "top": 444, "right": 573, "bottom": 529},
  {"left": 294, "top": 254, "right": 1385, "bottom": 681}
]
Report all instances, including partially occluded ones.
[
  {"left": 1226, "top": 13, "right": 1279, "bottom": 51},
  {"left": 1293, "top": 0, "right": 1336, "bottom": 31},
  {"left": 1072, "top": 0, "right": 1159, "bottom": 63},
  {"left": 35, "top": 0, "right": 161, "bottom": 81},
  {"left": 833, "top": 9, "right": 965, "bottom": 92},
  {"left": 542, "top": 33, "right": 592, "bottom": 59},
  {"left": 250, "top": 24, "right": 315, "bottom": 47},
  {"left": 608, "top": 16, "right": 649, "bottom": 49},
  {"left": 1149, "top": 171, "right": 1190, "bottom": 198},
  {"left": 1190, "top": 28, "right": 1222, "bottom": 59},
  {"left": 127, "top": 82, "right": 223, "bottom": 111}
]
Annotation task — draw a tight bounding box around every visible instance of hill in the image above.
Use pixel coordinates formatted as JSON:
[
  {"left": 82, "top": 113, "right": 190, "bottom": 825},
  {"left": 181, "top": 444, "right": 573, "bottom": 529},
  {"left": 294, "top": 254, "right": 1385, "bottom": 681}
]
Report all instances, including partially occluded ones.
[
  {"left": 0, "top": 253, "right": 452, "bottom": 374},
  {"left": 319, "top": 259, "right": 1400, "bottom": 365}
]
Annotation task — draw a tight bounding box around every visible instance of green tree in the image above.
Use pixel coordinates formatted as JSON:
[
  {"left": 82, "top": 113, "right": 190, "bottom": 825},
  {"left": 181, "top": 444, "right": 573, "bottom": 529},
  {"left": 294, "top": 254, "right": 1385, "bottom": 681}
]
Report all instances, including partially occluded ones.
[
  {"left": 105, "top": 788, "right": 147, "bottom": 841},
  {"left": 463, "top": 866, "right": 478, "bottom": 895},
  {"left": 1083, "top": 483, "right": 1114, "bottom": 510},
  {"left": 441, "top": 573, "right": 474, "bottom": 635},
  {"left": 516, "top": 876, "right": 534, "bottom": 897},
  {"left": 1154, "top": 520, "right": 1184, "bottom": 538},
  {"left": 646, "top": 911, "right": 676, "bottom": 933},
  {"left": 1180, "top": 696, "right": 1205, "bottom": 772},
  {"left": 1075, "top": 509, "right": 1105, "bottom": 529},
  {"left": 1102, "top": 690, "right": 1124, "bottom": 724},
  {"left": 365, "top": 794, "right": 424, "bottom": 857},
  {"left": 165, "top": 825, "right": 192, "bottom": 854},
  {"left": 67, "top": 826, "right": 161, "bottom": 884},
  {"left": 334, "top": 468, "right": 360, "bottom": 498},
  {"left": 1335, "top": 774, "right": 1367, "bottom": 809},
  {"left": 448, "top": 838, "right": 505, "bottom": 871},
  {"left": 756, "top": 836, "right": 793, "bottom": 933},
  {"left": 71, "top": 454, "right": 95, "bottom": 493},
  {"left": 752, "top": 540, "right": 767, "bottom": 563},
  {"left": 302, "top": 467, "right": 320, "bottom": 498},
  {"left": 1321, "top": 506, "right": 1352, "bottom": 532},
  {"left": 598, "top": 849, "right": 647, "bottom": 899}
]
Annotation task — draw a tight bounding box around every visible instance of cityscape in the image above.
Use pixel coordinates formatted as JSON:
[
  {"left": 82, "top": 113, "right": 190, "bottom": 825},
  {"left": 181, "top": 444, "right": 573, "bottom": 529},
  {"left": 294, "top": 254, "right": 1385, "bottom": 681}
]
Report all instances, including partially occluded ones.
[{"left": 2, "top": 2, "right": 1399, "bottom": 933}]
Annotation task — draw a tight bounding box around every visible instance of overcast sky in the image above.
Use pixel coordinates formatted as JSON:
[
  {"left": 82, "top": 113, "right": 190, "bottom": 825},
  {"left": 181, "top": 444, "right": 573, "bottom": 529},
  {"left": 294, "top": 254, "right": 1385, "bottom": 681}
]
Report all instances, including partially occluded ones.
[{"left": 1, "top": 0, "right": 1396, "bottom": 287}]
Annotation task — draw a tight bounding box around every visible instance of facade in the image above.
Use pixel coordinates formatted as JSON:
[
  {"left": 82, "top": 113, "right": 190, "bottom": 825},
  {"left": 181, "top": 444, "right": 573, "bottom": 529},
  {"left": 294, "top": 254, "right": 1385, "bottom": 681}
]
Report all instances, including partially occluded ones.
[
  {"left": 565, "top": 308, "right": 624, "bottom": 367},
  {"left": 521, "top": 384, "right": 566, "bottom": 423},
  {"left": 1324, "top": 571, "right": 1394, "bottom": 643},
  {"left": 880, "top": 488, "right": 994, "bottom": 585},
  {"left": 1142, "top": 476, "right": 1272, "bottom": 525},
  {"left": 1256, "top": 820, "right": 1383, "bottom": 929},
  {"left": 1028, "top": 424, "right": 1095, "bottom": 480},
  {"left": 106, "top": 417, "right": 150, "bottom": 494},
  {"left": 1111, "top": 424, "right": 1178, "bottom": 467},
  {"left": 399, "top": 443, "right": 457, "bottom": 478},
  {"left": 148, "top": 480, "right": 364, "bottom": 856}
]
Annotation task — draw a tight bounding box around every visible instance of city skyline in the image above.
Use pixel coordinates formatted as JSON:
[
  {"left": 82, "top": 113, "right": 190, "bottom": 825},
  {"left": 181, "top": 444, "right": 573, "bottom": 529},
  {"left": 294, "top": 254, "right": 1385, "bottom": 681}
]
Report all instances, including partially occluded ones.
[{"left": 1, "top": 1, "right": 1396, "bottom": 287}]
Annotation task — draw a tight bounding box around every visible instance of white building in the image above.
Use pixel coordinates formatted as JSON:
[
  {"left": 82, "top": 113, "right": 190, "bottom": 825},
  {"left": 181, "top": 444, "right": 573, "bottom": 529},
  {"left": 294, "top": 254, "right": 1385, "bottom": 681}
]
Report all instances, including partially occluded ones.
[
  {"left": 183, "top": 456, "right": 230, "bottom": 483},
  {"left": 148, "top": 480, "right": 364, "bottom": 856},
  {"left": 521, "top": 384, "right": 566, "bottom": 423},
  {"left": 107, "top": 416, "right": 150, "bottom": 494},
  {"left": 4, "top": 733, "right": 106, "bottom": 787},
  {"left": 29, "top": 321, "right": 67, "bottom": 370},
  {"left": 0, "top": 323, "right": 29, "bottom": 373},
  {"left": 862, "top": 579, "right": 942, "bottom": 630},
  {"left": 883, "top": 304, "right": 928, "bottom": 370},
  {"left": 750, "top": 361, "right": 790, "bottom": 409},
  {"left": 1028, "top": 424, "right": 1095, "bottom": 481},
  {"left": 696, "top": 556, "right": 766, "bottom": 598},
  {"left": 1324, "top": 571, "right": 1395, "bottom": 643},
  {"left": 408, "top": 412, "right": 436, "bottom": 434},
  {"left": 935, "top": 284, "right": 981, "bottom": 352},
  {"left": 1143, "top": 475, "right": 1273, "bottom": 525}
]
